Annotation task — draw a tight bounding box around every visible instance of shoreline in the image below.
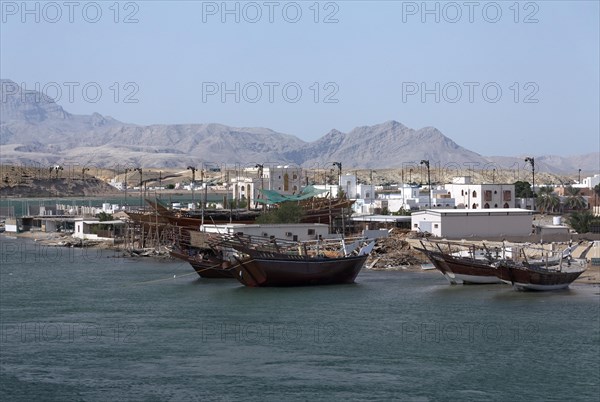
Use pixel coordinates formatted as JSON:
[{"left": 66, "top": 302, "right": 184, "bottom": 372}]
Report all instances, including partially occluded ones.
[{"left": 3, "top": 231, "right": 598, "bottom": 285}]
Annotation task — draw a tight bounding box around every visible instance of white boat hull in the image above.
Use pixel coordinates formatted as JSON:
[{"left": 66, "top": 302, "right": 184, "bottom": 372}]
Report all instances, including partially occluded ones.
[
  {"left": 443, "top": 272, "right": 503, "bottom": 285},
  {"left": 499, "top": 279, "right": 572, "bottom": 291}
]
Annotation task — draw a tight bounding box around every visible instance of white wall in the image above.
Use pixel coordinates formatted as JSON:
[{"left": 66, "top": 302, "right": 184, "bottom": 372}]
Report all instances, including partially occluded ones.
[
  {"left": 412, "top": 209, "right": 532, "bottom": 238},
  {"left": 202, "top": 223, "right": 330, "bottom": 241},
  {"left": 339, "top": 174, "right": 357, "bottom": 198}
]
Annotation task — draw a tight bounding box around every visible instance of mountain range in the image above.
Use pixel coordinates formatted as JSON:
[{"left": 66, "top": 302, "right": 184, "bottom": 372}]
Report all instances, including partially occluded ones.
[{"left": 1, "top": 79, "right": 598, "bottom": 174}]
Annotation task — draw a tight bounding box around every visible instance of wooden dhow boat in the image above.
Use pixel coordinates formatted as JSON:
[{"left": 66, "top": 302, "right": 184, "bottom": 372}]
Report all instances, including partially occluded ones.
[
  {"left": 169, "top": 229, "right": 238, "bottom": 278},
  {"left": 493, "top": 243, "right": 589, "bottom": 291},
  {"left": 213, "top": 234, "right": 374, "bottom": 287},
  {"left": 414, "top": 240, "right": 504, "bottom": 284},
  {"left": 169, "top": 247, "right": 236, "bottom": 279}
]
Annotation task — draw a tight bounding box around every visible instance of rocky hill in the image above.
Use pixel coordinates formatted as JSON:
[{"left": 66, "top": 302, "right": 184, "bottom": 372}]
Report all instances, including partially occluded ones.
[{"left": 1, "top": 79, "right": 598, "bottom": 174}]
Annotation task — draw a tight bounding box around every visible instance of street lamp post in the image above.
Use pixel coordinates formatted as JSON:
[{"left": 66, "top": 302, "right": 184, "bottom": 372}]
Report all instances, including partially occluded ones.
[
  {"left": 525, "top": 157, "right": 535, "bottom": 211},
  {"left": 370, "top": 170, "right": 375, "bottom": 212},
  {"left": 255, "top": 164, "right": 264, "bottom": 210},
  {"left": 135, "top": 168, "right": 143, "bottom": 210},
  {"left": 187, "top": 166, "right": 197, "bottom": 208},
  {"left": 332, "top": 162, "right": 342, "bottom": 195},
  {"left": 420, "top": 160, "right": 431, "bottom": 209},
  {"left": 124, "top": 168, "right": 131, "bottom": 207}
]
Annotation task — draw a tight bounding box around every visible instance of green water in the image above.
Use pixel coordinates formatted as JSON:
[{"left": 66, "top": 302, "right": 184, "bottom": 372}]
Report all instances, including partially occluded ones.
[
  {"left": 0, "top": 194, "right": 228, "bottom": 216},
  {"left": 1, "top": 237, "right": 599, "bottom": 401}
]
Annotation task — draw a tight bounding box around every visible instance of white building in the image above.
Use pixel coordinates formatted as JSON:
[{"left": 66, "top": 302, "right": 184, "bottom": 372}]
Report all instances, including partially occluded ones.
[
  {"left": 231, "top": 177, "right": 258, "bottom": 208},
  {"left": 419, "top": 187, "right": 457, "bottom": 209},
  {"left": 108, "top": 179, "right": 126, "bottom": 191},
  {"left": 582, "top": 174, "right": 600, "bottom": 189},
  {"left": 411, "top": 208, "right": 532, "bottom": 238},
  {"left": 73, "top": 218, "right": 126, "bottom": 242},
  {"left": 378, "top": 184, "right": 422, "bottom": 211},
  {"left": 201, "top": 223, "right": 330, "bottom": 242},
  {"left": 339, "top": 174, "right": 357, "bottom": 198},
  {"left": 357, "top": 183, "right": 375, "bottom": 200},
  {"left": 444, "top": 176, "right": 516, "bottom": 209}
]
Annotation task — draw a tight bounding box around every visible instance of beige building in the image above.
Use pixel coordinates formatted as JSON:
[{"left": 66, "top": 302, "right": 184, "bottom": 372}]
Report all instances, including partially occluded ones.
[{"left": 232, "top": 166, "right": 304, "bottom": 208}]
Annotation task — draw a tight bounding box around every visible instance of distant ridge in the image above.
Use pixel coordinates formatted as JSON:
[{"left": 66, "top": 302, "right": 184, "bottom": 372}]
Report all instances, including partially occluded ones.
[{"left": 1, "top": 79, "right": 598, "bottom": 173}]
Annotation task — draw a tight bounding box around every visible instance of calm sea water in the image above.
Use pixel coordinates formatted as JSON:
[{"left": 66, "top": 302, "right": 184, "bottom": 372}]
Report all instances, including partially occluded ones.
[{"left": 1, "top": 236, "right": 599, "bottom": 401}]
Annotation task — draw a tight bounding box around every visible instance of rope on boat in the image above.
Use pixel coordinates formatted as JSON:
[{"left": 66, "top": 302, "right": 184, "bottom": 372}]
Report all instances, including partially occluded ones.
[
  {"left": 123, "top": 269, "right": 199, "bottom": 287},
  {"left": 123, "top": 259, "right": 249, "bottom": 287}
]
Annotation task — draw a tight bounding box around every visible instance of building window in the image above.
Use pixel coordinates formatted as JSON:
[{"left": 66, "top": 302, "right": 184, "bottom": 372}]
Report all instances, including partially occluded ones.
[
  {"left": 472, "top": 190, "right": 477, "bottom": 198},
  {"left": 366, "top": 192, "right": 370, "bottom": 198},
  {"left": 503, "top": 191, "right": 512, "bottom": 201},
  {"left": 414, "top": 223, "right": 418, "bottom": 228},
  {"left": 484, "top": 190, "right": 492, "bottom": 201},
  {"left": 284, "top": 173, "right": 289, "bottom": 191},
  {"left": 308, "top": 229, "right": 315, "bottom": 235},
  {"left": 434, "top": 224, "right": 439, "bottom": 229},
  {"left": 484, "top": 203, "right": 490, "bottom": 208}
]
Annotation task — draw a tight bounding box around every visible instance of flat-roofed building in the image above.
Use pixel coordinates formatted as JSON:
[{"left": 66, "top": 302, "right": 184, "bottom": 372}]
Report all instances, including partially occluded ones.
[
  {"left": 411, "top": 208, "right": 532, "bottom": 238},
  {"left": 444, "top": 176, "right": 516, "bottom": 209}
]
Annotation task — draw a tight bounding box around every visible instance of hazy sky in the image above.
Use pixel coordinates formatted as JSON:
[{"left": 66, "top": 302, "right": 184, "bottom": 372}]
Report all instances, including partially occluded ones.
[{"left": 1, "top": 1, "right": 599, "bottom": 157}]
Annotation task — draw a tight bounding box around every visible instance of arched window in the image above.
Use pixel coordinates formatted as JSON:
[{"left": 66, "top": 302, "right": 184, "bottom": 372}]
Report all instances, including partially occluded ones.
[
  {"left": 284, "top": 173, "right": 289, "bottom": 191},
  {"left": 503, "top": 203, "right": 509, "bottom": 208},
  {"left": 472, "top": 190, "right": 477, "bottom": 198},
  {"left": 484, "top": 203, "right": 490, "bottom": 209},
  {"left": 472, "top": 203, "right": 477, "bottom": 209}
]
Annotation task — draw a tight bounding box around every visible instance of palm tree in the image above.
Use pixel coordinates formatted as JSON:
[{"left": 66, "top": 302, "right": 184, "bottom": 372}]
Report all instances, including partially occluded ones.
[
  {"left": 536, "top": 186, "right": 560, "bottom": 213},
  {"left": 568, "top": 210, "right": 594, "bottom": 234},
  {"left": 563, "top": 186, "right": 586, "bottom": 211}
]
